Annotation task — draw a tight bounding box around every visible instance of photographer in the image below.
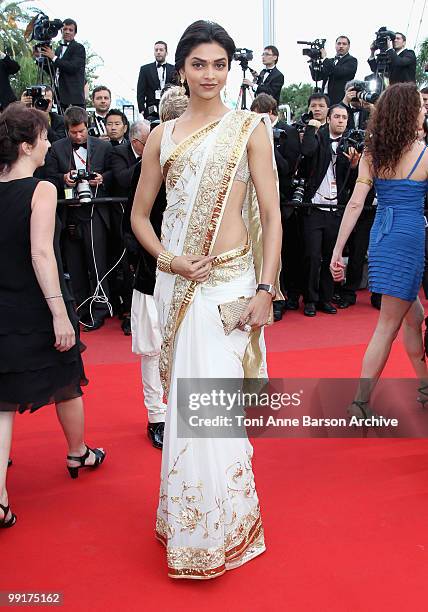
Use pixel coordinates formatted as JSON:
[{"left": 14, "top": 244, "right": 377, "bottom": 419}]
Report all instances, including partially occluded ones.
[
  {"left": 0, "top": 49, "right": 20, "bottom": 110},
  {"left": 251, "top": 93, "right": 301, "bottom": 320},
  {"left": 243, "top": 46, "right": 284, "bottom": 104},
  {"left": 368, "top": 32, "right": 416, "bottom": 84},
  {"left": 307, "top": 93, "right": 330, "bottom": 127},
  {"left": 311, "top": 36, "right": 357, "bottom": 105},
  {"left": 44, "top": 106, "right": 113, "bottom": 330},
  {"left": 20, "top": 85, "right": 66, "bottom": 143},
  {"left": 341, "top": 80, "right": 373, "bottom": 131},
  {"left": 300, "top": 104, "right": 360, "bottom": 316},
  {"left": 39, "top": 18, "right": 86, "bottom": 111}
]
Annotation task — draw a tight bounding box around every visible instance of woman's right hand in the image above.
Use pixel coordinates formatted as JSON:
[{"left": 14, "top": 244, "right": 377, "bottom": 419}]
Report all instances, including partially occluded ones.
[
  {"left": 170, "top": 255, "right": 215, "bottom": 282},
  {"left": 330, "top": 251, "right": 346, "bottom": 282},
  {"left": 53, "top": 314, "right": 76, "bottom": 352}
]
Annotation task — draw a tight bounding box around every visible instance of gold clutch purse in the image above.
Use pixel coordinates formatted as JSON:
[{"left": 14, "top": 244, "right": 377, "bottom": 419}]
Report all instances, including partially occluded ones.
[{"left": 218, "top": 296, "right": 273, "bottom": 336}]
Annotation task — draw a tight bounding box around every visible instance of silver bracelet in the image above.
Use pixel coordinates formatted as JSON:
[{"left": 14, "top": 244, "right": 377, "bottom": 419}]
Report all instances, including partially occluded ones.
[{"left": 45, "top": 294, "right": 63, "bottom": 300}]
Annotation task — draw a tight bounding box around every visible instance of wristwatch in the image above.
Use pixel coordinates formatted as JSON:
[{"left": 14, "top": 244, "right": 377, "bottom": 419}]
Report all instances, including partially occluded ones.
[{"left": 257, "top": 283, "right": 276, "bottom": 298}]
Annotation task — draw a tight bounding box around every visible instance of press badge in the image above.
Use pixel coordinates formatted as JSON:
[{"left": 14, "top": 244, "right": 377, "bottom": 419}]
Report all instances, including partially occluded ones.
[
  {"left": 155, "top": 89, "right": 162, "bottom": 100},
  {"left": 330, "top": 179, "right": 337, "bottom": 200}
]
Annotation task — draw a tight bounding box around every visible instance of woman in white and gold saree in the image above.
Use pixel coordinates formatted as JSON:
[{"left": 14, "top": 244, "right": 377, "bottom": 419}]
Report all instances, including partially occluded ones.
[{"left": 131, "top": 21, "right": 282, "bottom": 580}]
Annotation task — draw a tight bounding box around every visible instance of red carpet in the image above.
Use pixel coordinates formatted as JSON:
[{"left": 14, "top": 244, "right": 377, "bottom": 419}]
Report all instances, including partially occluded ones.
[{"left": 4, "top": 290, "right": 428, "bottom": 611}]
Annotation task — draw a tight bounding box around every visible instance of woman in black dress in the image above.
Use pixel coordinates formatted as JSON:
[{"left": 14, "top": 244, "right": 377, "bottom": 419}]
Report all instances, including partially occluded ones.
[{"left": 0, "top": 103, "right": 106, "bottom": 528}]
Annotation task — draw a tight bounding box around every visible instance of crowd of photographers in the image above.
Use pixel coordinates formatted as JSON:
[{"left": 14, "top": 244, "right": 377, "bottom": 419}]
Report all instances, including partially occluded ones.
[{"left": 1, "top": 16, "right": 428, "bottom": 332}]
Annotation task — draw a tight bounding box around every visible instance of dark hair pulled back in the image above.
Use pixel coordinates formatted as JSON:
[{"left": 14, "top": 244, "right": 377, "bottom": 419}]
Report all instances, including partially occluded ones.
[{"left": 0, "top": 102, "right": 48, "bottom": 173}]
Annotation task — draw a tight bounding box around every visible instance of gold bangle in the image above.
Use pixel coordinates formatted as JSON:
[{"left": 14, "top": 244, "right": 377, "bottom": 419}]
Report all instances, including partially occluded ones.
[
  {"left": 157, "top": 251, "right": 175, "bottom": 274},
  {"left": 356, "top": 177, "right": 373, "bottom": 187}
]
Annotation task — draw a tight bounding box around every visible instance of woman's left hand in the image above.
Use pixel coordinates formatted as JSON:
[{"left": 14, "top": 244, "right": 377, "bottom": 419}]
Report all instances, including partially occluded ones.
[
  {"left": 239, "top": 291, "right": 272, "bottom": 331},
  {"left": 330, "top": 250, "right": 346, "bottom": 282}
]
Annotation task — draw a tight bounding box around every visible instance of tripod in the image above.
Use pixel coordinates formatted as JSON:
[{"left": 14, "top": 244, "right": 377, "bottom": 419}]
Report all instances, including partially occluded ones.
[
  {"left": 373, "top": 51, "right": 391, "bottom": 94},
  {"left": 236, "top": 65, "right": 254, "bottom": 110},
  {"left": 35, "top": 45, "right": 62, "bottom": 114}
]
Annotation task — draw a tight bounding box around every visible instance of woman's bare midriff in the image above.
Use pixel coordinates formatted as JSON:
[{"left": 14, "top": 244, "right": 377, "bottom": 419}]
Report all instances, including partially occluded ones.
[{"left": 211, "top": 181, "right": 248, "bottom": 256}]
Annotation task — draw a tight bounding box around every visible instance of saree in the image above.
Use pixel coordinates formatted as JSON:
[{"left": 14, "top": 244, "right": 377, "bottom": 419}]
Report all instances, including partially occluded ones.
[{"left": 154, "top": 110, "right": 279, "bottom": 579}]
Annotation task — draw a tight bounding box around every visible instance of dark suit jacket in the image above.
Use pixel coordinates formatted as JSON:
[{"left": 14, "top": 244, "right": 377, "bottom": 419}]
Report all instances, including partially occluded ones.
[
  {"left": 342, "top": 104, "right": 370, "bottom": 131},
  {"left": 368, "top": 48, "right": 416, "bottom": 84},
  {"left": 311, "top": 54, "right": 358, "bottom": 105},
  {"left": 255, "top": 66, "right": 284, "bottom": 103},
  {"left": 122, "top": 161, "right": 167, "bottom": 295},
  {"left": 301, "top": 127, "right": 355, "bottom": 206},
  {"left": 274, "top": 121, "right": 301, "bottom": 207},
  {"left": 0, "top": 54, "right": 19, "bottom": 109},
  {"left": 44, "top": 135, "right": 113, "bottom": 225},
  {"left": 137, "top": 62, "right": 176, "bottom": 115},
  {"left": 54, "top": 40, "right": 86, "bottom": 106},
  {"left": 48, "top": 112, "right": 67, "bottom": 143},
  {"left": 110, "top": 142, "right": 139, "bottom": 198}
]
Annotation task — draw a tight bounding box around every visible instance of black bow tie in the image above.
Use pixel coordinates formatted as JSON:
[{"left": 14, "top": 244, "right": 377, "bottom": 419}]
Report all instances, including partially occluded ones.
[
  {"left": 72, "top": 142, "right": 87, "bottom": 150},
  {"left": 263, "top": 68, "right": 273, "bottom": 73},
  {"left": 60, "top": 41, "right": 69, "bottom": 47},
  {"left": 329, "top": 137, "right": 341, "bottom": 143},
  {"left": 157, "top": 62, "right": 165, "bottom": 69}
]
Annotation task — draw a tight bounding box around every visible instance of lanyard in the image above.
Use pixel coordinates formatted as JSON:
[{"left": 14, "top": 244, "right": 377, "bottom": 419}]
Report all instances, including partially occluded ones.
[{"left": 74, "top": 149, "right": 87, "bottom": 167}]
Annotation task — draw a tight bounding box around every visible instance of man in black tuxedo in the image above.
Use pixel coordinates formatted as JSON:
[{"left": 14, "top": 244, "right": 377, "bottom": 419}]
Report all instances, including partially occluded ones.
[
  {"left": 0, "top": 50, "right": 19, "bottom": 110},
  {"left": 109, "top": 120, "right": 150, "bottom": 334},
  {"left": 311, "top": 36, "right": 357, "bottom": 105},
  {"left": 368, "top": 32, "right": 416, "bottom": 84},
  {"left": 105, "top": 109, "right": 129, "bottom": 146},
  {"left": 300, "top": 104, "right": 360, "bottom": 316},
  {"left": 137, "top": 41, "right": 176, "bottom": 117},
  {"left": 40, "top": 18, "right": 86, "bottom": 111},
  {"left": 44, "top": 106, "right": 113, "bottom": 330},
  {"left": 244, "top": 45, "right": 284, "bottom": 104},
  {"left": 87, "top": 85, "right": 111, "bottom": 140}
]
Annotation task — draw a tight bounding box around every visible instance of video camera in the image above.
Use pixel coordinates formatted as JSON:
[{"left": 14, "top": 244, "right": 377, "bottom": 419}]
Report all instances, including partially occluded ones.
[
  {"left": 297, "top": 39, "right": 326, "bottom": 63},
  {"left": 70, "top": 169, "right": 98, "bottom": 204},
  {"left": 373, "top": 26, "right": 396, "bottom": 53},
  {"left": 25, "top": 85, "right": 50, "bottom": 111},
  {"left": 337, "top": 129, "right": 366, "bottom": 156},
  {"left": 233, "top": 48, "right": 253, "bottom": 70},
  {"left": 26, "top": 12, "right": 63, "bottom": 47}
]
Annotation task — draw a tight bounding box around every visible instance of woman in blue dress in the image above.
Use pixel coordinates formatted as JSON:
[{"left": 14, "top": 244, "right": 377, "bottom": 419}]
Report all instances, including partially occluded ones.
[{"left": 330, "top": 83, "right": 428, "bottom": 417}]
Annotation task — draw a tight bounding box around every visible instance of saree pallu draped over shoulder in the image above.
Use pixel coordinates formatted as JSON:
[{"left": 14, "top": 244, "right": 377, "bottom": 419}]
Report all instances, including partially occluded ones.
[{"left": 154, "top": 110, "right": 278, "bottom": 579}]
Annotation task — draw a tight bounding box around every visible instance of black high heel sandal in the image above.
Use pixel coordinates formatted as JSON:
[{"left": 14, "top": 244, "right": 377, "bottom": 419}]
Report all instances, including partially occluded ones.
[
  {"left": 417, "top": 385, "right": 428, "bottom": 408},
  {"left": 66, "top": 445, "right": 106, "bottom": 479},
  {"left": 347, "top": 400, "right": 379, "bottom": 424},
  {"left": 0, "top": 503, "right": 16, "bottom": 528}
]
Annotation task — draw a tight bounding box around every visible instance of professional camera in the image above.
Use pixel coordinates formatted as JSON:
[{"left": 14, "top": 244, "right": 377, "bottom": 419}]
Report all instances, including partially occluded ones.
[
  {"left": 233, "top": 48, "right": 253, "bottom": 70},
  {"left": 291, "top": 177, "right": 306, "bottom": 205},
  {"left": 293, "top": 111, "right": 313, "bottom": 134},
  {"left": 373, "top": 26, "right": 396, "bottom": 53},
  {"left": 297, "top": 39, "right": 326, "bottom": 62},
  {"left": 350, "top": 80, "right": 380, "bottom": 105},
  {"left": 337, "top": 129, "right": 366, "bottom": 155},
  {"left": 25, "top": 85, "right": 50, "bottom": 111},
  {"left": 26, "top": 12, "right": 63, "bottom": 46},
  {"left": 70, "top": 169, "right": 98, "bottom": 204}
]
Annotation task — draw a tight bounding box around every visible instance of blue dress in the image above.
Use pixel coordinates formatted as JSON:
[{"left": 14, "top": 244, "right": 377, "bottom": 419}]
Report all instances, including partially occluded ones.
[{"left": 368, "top": 148, "right": 428, "bottom": 301}]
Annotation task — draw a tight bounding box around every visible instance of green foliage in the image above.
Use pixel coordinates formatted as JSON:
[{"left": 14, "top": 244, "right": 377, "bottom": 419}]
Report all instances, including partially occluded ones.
[
  {"left": 280, "top": 83, "right": 314, "bottom": 120},
  {"left": 416, "top": 38, "right": 428, "bottom": 87}
]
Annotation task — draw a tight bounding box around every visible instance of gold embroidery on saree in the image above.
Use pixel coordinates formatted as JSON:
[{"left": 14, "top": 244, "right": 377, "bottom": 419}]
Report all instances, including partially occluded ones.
[{"left": 160, "top": 111, "right": 261, "bottom": 396}]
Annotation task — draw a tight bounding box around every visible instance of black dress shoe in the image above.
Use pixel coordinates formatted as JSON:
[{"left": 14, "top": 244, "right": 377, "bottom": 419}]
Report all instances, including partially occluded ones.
[
  {"left": 304, "top": 302, "right": 316, "bottom": 317},
  {"left": 316, "top": 302, "right": 337, "bottom": 314},
  {"left": 337, "top": 298, "right": 355, "bottom": 309},
  {"left": 285, "top": 298, "right": 299, "bottom": 310},
  {"left": 121, "top": 316, "right": 131, "bottom": 336},
  {"left": 147, "top": 422, "right": 164, "bottom": 449},
  {"left": 81, "top": 317, "right": 105, "bottom": 332}
]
